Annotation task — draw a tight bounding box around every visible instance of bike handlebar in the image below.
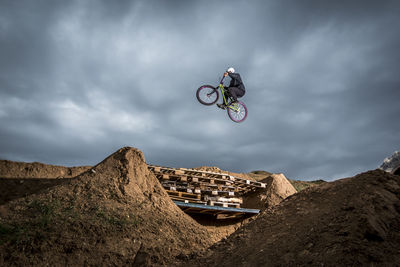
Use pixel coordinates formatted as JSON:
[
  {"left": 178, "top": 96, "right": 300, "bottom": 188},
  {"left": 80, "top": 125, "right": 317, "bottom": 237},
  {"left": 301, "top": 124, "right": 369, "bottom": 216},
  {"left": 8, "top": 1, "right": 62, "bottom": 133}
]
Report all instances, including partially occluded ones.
[{"left": 219, "top": 75, "right": 225, "bottom": 85}]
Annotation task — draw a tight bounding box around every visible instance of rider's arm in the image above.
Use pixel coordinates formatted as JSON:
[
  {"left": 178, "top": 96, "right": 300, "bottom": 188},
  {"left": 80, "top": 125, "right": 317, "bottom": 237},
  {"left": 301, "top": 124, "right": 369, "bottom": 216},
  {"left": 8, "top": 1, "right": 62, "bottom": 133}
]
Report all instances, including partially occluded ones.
[
  {"left": 228, "top": 73, "right": 244, "bottom": 88},
  {"left": 228, "top": 73, "right": 239, "bottom": 79}
]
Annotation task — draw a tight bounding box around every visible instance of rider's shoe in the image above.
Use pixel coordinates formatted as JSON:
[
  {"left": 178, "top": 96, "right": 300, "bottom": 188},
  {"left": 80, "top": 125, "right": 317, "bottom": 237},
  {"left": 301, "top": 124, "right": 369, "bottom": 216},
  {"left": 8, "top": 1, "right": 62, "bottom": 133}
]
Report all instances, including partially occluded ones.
[
  {"left": 217, "top": 103, "right": 226, "bottom": 110},
  {"left": 227, "top": 100, "right": 238, "bottom": 106}
]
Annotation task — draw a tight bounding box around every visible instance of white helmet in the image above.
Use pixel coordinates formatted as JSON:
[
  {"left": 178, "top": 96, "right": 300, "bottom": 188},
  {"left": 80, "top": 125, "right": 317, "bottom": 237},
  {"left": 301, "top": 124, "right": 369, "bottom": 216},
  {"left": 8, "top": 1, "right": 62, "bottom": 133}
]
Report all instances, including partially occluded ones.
[{"left": 227, "top": 67, "right": 235, "bottom": 73}]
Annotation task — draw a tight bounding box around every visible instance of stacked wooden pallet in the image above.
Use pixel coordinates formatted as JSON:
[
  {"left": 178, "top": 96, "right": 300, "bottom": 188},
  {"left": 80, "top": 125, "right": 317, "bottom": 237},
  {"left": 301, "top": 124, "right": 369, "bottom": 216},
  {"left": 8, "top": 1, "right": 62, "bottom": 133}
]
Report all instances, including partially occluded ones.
[{"left": 148, "top": 165, "right": 266, "bottom": 209}]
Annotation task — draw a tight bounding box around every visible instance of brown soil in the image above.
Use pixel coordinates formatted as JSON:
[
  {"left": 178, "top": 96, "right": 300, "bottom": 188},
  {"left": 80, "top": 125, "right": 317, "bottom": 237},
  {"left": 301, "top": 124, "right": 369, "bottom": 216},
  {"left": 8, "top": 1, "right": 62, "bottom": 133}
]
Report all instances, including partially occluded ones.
[
  {"left": 247, "top": 170, "right": 273, "bottom": 181},
  {"left": 186, "top": 170, "right": 400, "bottom": 266},
  {"left": 289, "top": 179, "right": 327, "bottom": 192},
  {"left": 0, "top": 161, "right": 90, "bottom": 205},
  {"left": 0, "top": 147, "right": 220, "bottom": 266},
  {"left": 3, "top": 147, "right": 397, "bottom": 266},
  {"left": 242, "top": 173, "right": 297, "bottom": 211},
  {"left": 0, "top": 160, "right": 91, "bottom": 179}
]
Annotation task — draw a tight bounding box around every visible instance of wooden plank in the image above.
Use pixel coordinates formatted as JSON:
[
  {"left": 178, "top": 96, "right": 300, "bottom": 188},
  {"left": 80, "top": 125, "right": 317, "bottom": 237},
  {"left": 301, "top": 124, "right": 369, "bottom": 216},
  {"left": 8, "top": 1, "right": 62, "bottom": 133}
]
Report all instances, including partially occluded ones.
[
  {"left": 208, "top": 201, "right": 241, "bottom": 209},
  {"left": 149, "top": 165, "right": 265, "bottom": 201},
  {"left": 169, "top": 196, "right": 206, "bottom": 204},
  {"left": 166, "top": 190, "right": 201, "bottom": 200},
  {"left": 161, "top": 181, "right": 235, "bottom": 195}
]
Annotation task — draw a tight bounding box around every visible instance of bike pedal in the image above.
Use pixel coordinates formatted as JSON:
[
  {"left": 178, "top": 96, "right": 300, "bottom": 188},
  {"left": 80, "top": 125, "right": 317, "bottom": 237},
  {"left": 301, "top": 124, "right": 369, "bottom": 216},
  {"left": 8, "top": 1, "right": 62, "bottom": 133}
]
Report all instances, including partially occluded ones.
[{"left": 217, "top": 104, "right": 226, "bottom": 110}]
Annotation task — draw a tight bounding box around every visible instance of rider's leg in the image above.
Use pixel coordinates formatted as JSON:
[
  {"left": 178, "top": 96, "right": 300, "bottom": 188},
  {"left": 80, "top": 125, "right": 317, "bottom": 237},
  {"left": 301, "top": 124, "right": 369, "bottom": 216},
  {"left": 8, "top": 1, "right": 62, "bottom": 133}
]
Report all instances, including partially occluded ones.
[
  {"left": 227, "top": 87, "right": 239, "bottom": 103},
  {"left": 228, "top": 87, "right": 245, "bottom": 104}
]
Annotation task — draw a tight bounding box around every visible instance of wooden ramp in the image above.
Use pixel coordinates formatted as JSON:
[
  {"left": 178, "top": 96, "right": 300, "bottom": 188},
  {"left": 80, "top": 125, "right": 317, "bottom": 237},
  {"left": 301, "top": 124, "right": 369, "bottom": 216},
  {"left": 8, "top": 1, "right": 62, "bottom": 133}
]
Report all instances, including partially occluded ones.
[
  {"left": 148, "top": 164, "right": 267, "bottom": 217},
  {"left": 173, "top": 200, "right": 260, "bottom": 217}
]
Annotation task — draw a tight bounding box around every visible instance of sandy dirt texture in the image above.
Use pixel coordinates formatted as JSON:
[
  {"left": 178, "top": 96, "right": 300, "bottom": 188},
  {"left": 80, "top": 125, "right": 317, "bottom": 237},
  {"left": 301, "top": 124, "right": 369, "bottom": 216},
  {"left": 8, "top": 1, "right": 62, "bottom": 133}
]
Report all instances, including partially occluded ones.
[
  {"left": 185, "top": 169, "right": 400, "bottom": 266},
  {"left": 0, "top": 147, "right": 222, "bottom": 266},
  {"left": 0, "top": 161, "right": 90, "bottom": 205},
  {"left": 242, "top": 173, "right": 297, "bottom": 211}
]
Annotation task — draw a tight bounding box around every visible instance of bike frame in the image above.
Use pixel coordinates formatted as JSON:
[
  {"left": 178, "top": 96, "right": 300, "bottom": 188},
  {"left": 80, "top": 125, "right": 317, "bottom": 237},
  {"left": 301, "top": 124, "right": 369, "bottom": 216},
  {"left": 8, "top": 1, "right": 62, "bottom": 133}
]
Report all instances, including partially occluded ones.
[{"left": 218, "top": 76, "right": 240, "bottom": 111}]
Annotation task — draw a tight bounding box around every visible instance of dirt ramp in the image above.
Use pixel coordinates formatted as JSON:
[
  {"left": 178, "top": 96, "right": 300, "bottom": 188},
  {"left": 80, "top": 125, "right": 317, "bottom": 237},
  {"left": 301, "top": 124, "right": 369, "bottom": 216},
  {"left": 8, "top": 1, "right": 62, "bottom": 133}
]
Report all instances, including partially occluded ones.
[
  {"left": 188, "top": 170, "right": 400, "bottom": 266},
  {"left": 242, "top": 173, "right": 297, "bottom": 210},
  {"left": 0, "top": 147, "right": 213, "bottom": 266},
  {"left": 68, "top": 147, "right": 163, "bottom": 202}
]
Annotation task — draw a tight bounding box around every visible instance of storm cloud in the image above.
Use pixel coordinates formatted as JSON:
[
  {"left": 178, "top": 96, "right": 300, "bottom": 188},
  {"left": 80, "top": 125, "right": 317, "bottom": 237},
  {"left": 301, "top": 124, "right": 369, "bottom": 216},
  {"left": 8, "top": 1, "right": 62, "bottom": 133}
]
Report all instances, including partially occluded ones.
[{"left": 1, "top": 0, "right": 399, "bottom": 180}]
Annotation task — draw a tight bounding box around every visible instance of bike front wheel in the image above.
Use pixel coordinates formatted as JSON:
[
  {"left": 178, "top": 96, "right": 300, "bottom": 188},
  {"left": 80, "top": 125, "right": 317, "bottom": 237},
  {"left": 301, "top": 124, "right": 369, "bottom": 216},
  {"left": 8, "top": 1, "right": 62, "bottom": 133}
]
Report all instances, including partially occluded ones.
[
  {"left": 196, "top": 85, "right": 219, "bottom": 105},
  {"left": 227, "top": 101, "right": 248, "bottom": 123}
]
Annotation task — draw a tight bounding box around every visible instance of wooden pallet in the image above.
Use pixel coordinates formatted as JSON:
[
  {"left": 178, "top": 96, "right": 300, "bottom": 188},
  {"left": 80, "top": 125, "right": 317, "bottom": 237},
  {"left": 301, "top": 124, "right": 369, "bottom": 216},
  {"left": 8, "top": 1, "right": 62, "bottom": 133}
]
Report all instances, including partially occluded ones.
[
  {"left": 166, "top": 190, "right": 201, "bottom": 200},
  {"left": 160, "top": 178, "right": 237, "bottom": 193},
  {"left": 203, "top": 195, "right": 243, "bottom": 204},
  {"left": 169, "top": 195, "right": 206, "bottom": 204},
  {"left": 207, "top": 200, "right": 241, "bottom": 209},
  {"left": 155, "top": 173, "right": 245, "bottom": 193},
  {"left": 149, "top": 164, "right": 266, "bottom": 190}
]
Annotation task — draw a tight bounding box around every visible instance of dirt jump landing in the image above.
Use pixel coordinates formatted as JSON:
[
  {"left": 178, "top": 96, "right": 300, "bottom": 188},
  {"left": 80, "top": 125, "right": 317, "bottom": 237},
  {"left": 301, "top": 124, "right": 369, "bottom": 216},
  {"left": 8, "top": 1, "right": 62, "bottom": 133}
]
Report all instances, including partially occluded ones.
[{"left": 185, "top": 169, "right": 400, "bottom": 266}]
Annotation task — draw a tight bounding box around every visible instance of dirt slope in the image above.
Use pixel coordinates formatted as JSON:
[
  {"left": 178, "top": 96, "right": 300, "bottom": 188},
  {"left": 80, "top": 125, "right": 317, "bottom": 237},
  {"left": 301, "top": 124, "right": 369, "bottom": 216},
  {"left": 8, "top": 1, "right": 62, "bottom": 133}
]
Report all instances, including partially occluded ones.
[
  {"left": 0, "top": 160, "right": 90, "bottom": 205},
  {"left": 187, "top": 170, "right": 400, "bottom": 266},
  {"left": 242, "top": 173, "right": 297, "bottom": 211},
  {"left": 0, "top": 160, "right": 90, "bottom": 179},
  {"left": 289, "top": 179, "right": 327, "bottom": 192},
  {"left": 0, "top": 147, "right": 215, "bottom": 266}
]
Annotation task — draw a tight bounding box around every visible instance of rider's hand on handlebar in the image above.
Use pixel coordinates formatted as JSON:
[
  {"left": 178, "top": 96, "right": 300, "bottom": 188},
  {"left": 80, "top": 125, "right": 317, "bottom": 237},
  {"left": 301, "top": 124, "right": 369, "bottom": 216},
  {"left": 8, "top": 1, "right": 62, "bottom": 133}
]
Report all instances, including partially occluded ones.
[{"left": 223, "top": 72, "right": 229, "bottom": 77}]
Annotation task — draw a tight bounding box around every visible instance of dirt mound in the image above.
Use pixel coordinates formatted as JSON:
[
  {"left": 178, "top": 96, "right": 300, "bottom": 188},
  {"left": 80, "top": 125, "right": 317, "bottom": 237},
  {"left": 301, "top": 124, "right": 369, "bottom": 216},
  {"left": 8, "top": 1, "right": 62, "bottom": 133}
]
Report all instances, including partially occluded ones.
[
  {"left": 192, "top": 166, "right": 297, "bottom": 211},
  {"left": 187, "top": 170, "right": 400, "bottom": 266},
  {"left": 242, "top": 173, "right": 297, "bottom": 211},
  {"left": 0, "top": 160, "right": 91, "bottom": 205},
  {"left": 0, "top": 160, "right": 90, "bottom": 179},
  {"left": 289, "top": 179, "right": 327, "bottom": 192},
  {"left": 0, "top": 147, "right": 215, "bottom": 266}
]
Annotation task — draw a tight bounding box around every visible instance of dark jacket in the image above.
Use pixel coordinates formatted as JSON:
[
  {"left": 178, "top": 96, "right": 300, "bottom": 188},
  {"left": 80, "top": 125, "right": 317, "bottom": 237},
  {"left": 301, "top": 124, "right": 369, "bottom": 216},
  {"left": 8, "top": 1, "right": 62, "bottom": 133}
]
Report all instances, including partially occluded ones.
[{"left": 228, "top": 73, "right": 245, "bottom": 91}]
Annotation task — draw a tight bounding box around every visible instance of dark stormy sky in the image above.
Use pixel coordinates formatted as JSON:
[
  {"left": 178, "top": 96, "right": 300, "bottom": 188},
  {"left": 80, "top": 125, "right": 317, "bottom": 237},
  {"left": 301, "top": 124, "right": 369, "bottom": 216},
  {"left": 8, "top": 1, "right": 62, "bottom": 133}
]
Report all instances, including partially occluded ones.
[{"left": 1, "top": 0, "right": 399, "bottom": 180}]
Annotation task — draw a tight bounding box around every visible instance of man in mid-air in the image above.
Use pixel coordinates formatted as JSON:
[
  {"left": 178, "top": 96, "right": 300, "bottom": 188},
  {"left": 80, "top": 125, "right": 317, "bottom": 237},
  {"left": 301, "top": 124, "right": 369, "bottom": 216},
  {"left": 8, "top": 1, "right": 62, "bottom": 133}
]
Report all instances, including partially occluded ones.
[{"left": 217, "top": 67, "right": 246, "bottom": 109}]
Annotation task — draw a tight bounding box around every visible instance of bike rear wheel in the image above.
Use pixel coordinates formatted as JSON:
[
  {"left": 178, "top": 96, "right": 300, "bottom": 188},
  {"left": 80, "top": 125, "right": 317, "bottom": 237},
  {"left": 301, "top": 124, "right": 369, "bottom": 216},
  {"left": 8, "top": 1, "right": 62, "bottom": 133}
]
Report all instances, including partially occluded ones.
[
  {"left": 227, "top": 101, "right": 248, "bottom": 123},
  {"left": 196, "top": 85, "right": 219, "bottom": 105}
]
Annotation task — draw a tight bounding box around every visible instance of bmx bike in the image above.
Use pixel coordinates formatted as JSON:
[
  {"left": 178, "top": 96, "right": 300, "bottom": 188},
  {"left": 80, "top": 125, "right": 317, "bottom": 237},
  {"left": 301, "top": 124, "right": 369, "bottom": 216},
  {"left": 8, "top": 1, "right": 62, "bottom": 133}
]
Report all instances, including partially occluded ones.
[{"left": 196, "top": 76, "right": 248, "bottom": 123}]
